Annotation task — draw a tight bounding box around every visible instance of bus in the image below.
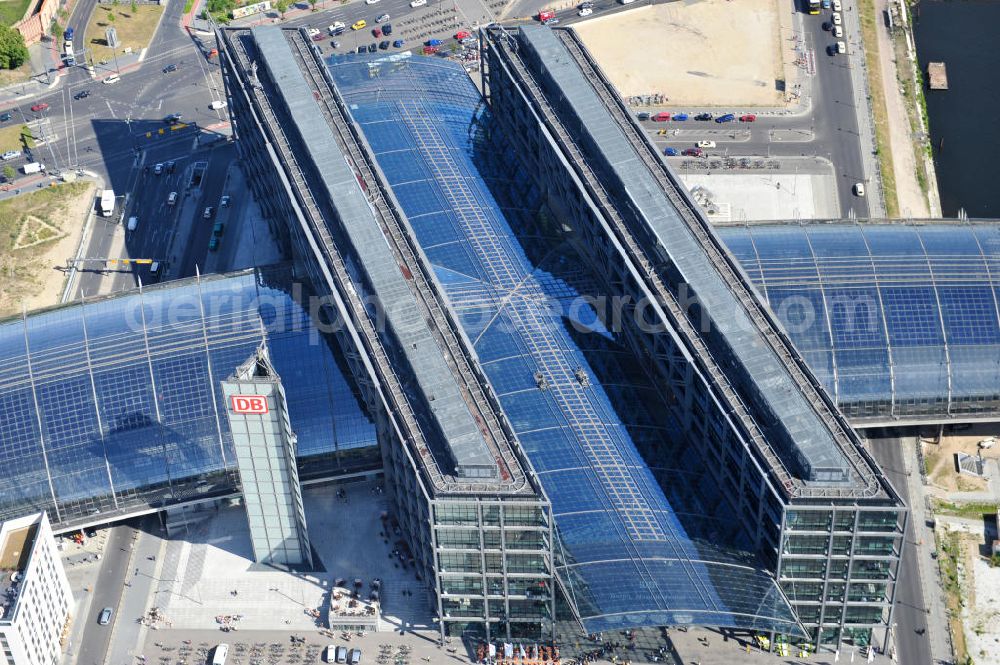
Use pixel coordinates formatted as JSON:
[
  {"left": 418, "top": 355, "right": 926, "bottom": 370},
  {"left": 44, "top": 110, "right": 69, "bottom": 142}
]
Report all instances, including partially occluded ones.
[{"left": 807, "top": 0, "right": 820, "bottom": 13}]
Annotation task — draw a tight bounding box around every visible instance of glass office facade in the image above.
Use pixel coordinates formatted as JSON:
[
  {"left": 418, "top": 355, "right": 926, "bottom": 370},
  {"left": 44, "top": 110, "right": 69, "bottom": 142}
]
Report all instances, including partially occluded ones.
[
  {"left": 0, "top": 267, "right": 377, "bottom": 528},
  {"left": 329, "top": 55, "right": 802, "bottom": 638},
  {"left": 719, "top": 222, "right": 1000, "bottom": 422}
]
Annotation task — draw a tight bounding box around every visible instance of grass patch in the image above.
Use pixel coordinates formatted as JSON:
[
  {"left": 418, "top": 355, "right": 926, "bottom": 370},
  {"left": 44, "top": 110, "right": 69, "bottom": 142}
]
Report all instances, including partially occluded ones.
[
  {"left": 84, "top": 4, "right": 165, "bottom": 65},
  {"left": 0, "top": 123, "right": 24, "bottom": 154},
  {"left": 0, "top": 182, "right": 92, "bottom": 319},
  {"left": 0, "top": 0, "right": 33, "bottom": 27},
  {"left": 933, "top": 500, "right": 1000, "bottom": 520},
  {"left": 936, "top": 530, "right": 970, "bottom": 664},
  {"left": 0, "top": 60, "right": 33, "bottom": 87},
  {"left": 858, "top": 0, "right": 900, "bottom": 218},
  {"left": 184, "top": 0, "right": 195, "bottom": 12}
]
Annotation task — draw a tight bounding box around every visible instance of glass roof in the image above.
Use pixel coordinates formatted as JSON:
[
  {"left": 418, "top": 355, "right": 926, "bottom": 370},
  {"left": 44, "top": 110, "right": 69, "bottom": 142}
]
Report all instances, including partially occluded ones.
[
  {"left": 0, "top": 266, "right": 376, "bottom": 527},
  {"left": 328, "top": 54, "right": 803, "bottom": 636},
  {"left": 719, "top": 222, "right": 1000, "bottom": 422}
]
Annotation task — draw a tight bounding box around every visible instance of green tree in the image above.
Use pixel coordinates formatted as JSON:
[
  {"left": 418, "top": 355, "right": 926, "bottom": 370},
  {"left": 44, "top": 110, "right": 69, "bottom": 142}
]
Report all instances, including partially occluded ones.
[
  {"left": 308, "top": 0, "right": 317, "bottom": 10},
  {"left": 274, "top": 0, "right": 289, "bottom": 18},
  {"left": 51, "top": 20, "right": 64, "bottom": 41},
  {"left": 2, "top": 165, "right": 15, "bottom": 182},
  {"left": 0, "top": 26, "right": 29, "bottom": 70},
  {"left": 131, "top": 0, "right": 138, "bottom": 13}
]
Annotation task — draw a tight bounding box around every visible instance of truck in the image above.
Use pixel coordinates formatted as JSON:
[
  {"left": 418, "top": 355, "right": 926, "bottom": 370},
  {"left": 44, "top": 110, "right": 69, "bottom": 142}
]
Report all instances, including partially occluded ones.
[
  {"left": 22, "top": 162, "right": 45, "bottom": 174},
  {"left": 99, "top": 189, "right": 115, "bottom": 217},
  {"left": 807, "top": 0, "right": 820, "bottom": 13}
]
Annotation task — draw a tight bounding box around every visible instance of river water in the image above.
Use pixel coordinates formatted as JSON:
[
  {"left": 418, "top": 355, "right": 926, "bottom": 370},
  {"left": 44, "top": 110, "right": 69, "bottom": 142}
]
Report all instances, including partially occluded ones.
[{"left": 912, "top": 0, "right": 1000, "bottom": 218}]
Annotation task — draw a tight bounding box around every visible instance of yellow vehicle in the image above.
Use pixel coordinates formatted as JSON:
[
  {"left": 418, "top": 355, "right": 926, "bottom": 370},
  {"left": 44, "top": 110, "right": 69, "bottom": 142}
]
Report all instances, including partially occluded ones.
[{"left": 351, "top": 19, "right": 367, "bottom": 30}]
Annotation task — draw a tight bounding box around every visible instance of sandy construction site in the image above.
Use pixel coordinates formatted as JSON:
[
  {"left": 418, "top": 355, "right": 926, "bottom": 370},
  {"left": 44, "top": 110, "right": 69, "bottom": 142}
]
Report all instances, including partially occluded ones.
[{"left": 574, "top": 0, "right": 791, "bottom": 107}]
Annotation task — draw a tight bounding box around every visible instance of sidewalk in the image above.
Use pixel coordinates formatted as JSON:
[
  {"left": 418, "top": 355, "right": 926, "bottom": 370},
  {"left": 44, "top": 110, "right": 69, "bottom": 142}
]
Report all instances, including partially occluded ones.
[{"left": 903, "top": 438, "right": 953, "bottom": 665}]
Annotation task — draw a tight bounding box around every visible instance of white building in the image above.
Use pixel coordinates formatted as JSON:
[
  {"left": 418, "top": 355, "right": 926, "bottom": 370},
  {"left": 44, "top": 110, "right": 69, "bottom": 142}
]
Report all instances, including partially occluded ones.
[{"left": 0, "top": 512, "right": 72, "bottom": 665}]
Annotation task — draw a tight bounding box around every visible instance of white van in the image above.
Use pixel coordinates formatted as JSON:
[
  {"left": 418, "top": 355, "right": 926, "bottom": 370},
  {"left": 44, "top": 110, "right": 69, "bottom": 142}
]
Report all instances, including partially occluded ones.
[
  {"left": 209, "top": 100, "right": 227, "bottom": 110},
  {"left": 127, "top": 216, "right": 138, "bottom": 231},
  {"left": 212, "top": 644, "right": 229, "bottom": 665}
]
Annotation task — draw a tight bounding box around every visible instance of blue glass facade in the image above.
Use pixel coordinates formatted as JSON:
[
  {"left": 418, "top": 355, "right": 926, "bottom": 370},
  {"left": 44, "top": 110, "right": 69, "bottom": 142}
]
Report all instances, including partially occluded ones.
[
  {"left": 719, "top": 222, "right": 1000, "bottom": 422},
  {"left": 0, "top": 266, "right": 377, "bottom": 528},
  {"left": 328, "top": 56, "right": 802, "bottom": 636}
]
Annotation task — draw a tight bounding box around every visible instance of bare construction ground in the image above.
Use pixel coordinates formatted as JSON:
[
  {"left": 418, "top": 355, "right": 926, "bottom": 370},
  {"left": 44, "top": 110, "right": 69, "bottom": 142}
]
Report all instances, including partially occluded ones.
[
  {"left": 574, "top": 0, "right": 789, "bottom": 107},
  {"left": 0, "top": 182, "right": 95, "bottom": 318}
]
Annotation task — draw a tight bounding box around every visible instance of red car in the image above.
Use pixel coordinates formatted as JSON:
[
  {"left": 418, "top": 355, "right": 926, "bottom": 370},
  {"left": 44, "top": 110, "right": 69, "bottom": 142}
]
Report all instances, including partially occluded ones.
[
  {"left": 681, "top": 147, "right": 703, "bottom": 157},
  {"left": 422, "top": 46, "right": 438, "bottom": 55},
  {"left": 455, "top": 30, "right": 471, "bottom": 40},
  {"left": 652, "top": 112, "right": 671, "bottom": 122},
  {"left": 739, "top": 114, "right": 757, "bottom": 122},
  {"left": 373, "top": 27, "right": 382, "bottom": 38},
  {"left": 30, "top": 102, "right": 49, "bottom": 112},
  {"left": 538, "top": 9, "right": 555, "bottom": 21}
]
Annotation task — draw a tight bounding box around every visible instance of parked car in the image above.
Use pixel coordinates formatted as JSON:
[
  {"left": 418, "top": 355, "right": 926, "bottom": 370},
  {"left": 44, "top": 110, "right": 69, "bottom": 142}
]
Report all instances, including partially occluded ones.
[
  {"left": 368, "top": 43, "right": 377, "bottom": 52},
  {"left": 357, "top": 46, "right": 366, "bottom": 53},
  {"left": 694, "top": 112, "right": 713, "bottom": 121},
  {"left": 716, "top": 113, "right": 736, "bottom": 123},
  {"left": 376, "top": 13, "right": 389, "bottom": 21},
  {"left": 833, "top": 24, "right": 843, "bottom": 37},
  {"left": 372, "top": 27, "right": 382, "bottom": 37},
  {"left": 836, "top": 40, "right": 847, "bottom": 54},
  {"left": 832, "top": 0, "right": 842, "bottom": 10},
  {"left": 1, "top": 150, "right": 21, "bottom": 160},
  {"left": 636, "top": 111, "right": 651, "bottom": 121},
  {"left": 663, "top": 147, "right": 678, "bottom": 156},
  {"left": 832, "top": 11, "right": 842, "bottom": 25},
  {"left": 821, "top": 0, "right": 830, "bottom": 8},
  {"left": 383, "top": 23, "right": 393, "bottom": 35},
  {"left": 392, "top": 39, "right": 405, "bottom": 48},
  {"left": 422, "top": 46, "right": 438, "bottom": 54},
  {"left": 332, "top": 40, "right": 341, "bottom": 48},
  {"left": 30, "top": 102, "right": 49, "bottom": 112},
  {"left": 696, "top": 140, "right": 716, "bottom": 148},
  {"left": 739, "top": 114, "right": 757, "bottom": 122},
  {"left": 671, "top": 112, "right": 689, "bottom": 121},
  {"left": 307, "top": 27, "right": 320, "bottom": 36},
  {"left": 427, "top": 38, "right": 443, "bottom": 46},
  {"left": 653, "top": 112, "right": 671, "bottom": 122},
  {"left": 682, "top": 147, "right": 703, "bottom": 157},
  {"left": 379, "top": 40, "right": 389, "bottom": 49}
]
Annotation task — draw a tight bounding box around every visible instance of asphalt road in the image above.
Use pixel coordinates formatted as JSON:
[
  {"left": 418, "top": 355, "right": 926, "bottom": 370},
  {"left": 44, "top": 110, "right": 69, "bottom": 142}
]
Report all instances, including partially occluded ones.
[
  {"left": 869, "top": 435, "right": 932, "bottom": 665},
  {"left": 74, "top": 523, "right": 137, "bottom": 665}
]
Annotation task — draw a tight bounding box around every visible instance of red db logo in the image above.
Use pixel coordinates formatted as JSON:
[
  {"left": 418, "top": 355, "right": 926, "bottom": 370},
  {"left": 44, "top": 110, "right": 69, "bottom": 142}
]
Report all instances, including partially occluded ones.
[{"left": 230, "top": 395, "right": 268, "bottom": 414}]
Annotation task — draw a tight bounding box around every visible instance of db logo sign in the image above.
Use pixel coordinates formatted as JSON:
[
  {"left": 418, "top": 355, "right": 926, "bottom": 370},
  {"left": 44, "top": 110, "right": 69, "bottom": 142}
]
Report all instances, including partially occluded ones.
[{"left": 230, "top": 395, "right": 268, "bottom": 415}]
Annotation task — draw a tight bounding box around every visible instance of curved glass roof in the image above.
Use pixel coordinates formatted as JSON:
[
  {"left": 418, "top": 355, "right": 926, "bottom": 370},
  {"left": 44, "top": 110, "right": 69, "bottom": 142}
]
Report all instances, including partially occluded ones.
[
  {"left": 0, "top": 266, "right": 376, "bottom": 528},
  {"left": 718, "top": 222, "right": 1000, "bottom": 422},
  {"left": 329, "top": 55, "right": 802, "bottom": 636}
]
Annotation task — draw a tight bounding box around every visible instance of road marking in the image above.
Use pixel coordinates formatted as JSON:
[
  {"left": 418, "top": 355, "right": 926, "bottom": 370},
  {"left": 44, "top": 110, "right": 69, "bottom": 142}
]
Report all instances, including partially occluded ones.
[{"left": 104, "top": 100, "right": 117, "bottom": 119}]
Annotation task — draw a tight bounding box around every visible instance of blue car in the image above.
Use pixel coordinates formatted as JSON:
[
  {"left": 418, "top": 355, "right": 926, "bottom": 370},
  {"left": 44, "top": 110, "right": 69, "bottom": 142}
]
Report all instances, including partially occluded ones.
[
  {"left": 672, "top": 112, "right": 689, "bottom": 121},
  {"left": 821, "top": 0, "right": 831, "bottom": 7},
  {"left": 393, "top": 39, "right": 405, "bottom": 48},
  {"left": 716, "top": 113, "right": 736, "bottom": 123},
  {"left": 427, "top": 38, "right": 443, "bottom": 46},
  {"left": 663, "top": 147, "right": 678, "bottom": 156}
]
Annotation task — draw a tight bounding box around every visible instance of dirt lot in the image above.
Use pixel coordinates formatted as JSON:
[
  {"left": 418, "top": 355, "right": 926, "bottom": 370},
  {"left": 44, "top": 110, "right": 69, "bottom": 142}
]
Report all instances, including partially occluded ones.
[
  {"left": 574, "top": 0, "right": 788, "bottom": 107},
  {"left": 0, "top": 182, "right": 96, "bottom": 318},
  {"left": 922, "top": 425, "right": 1000, "bottom": 492}
]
